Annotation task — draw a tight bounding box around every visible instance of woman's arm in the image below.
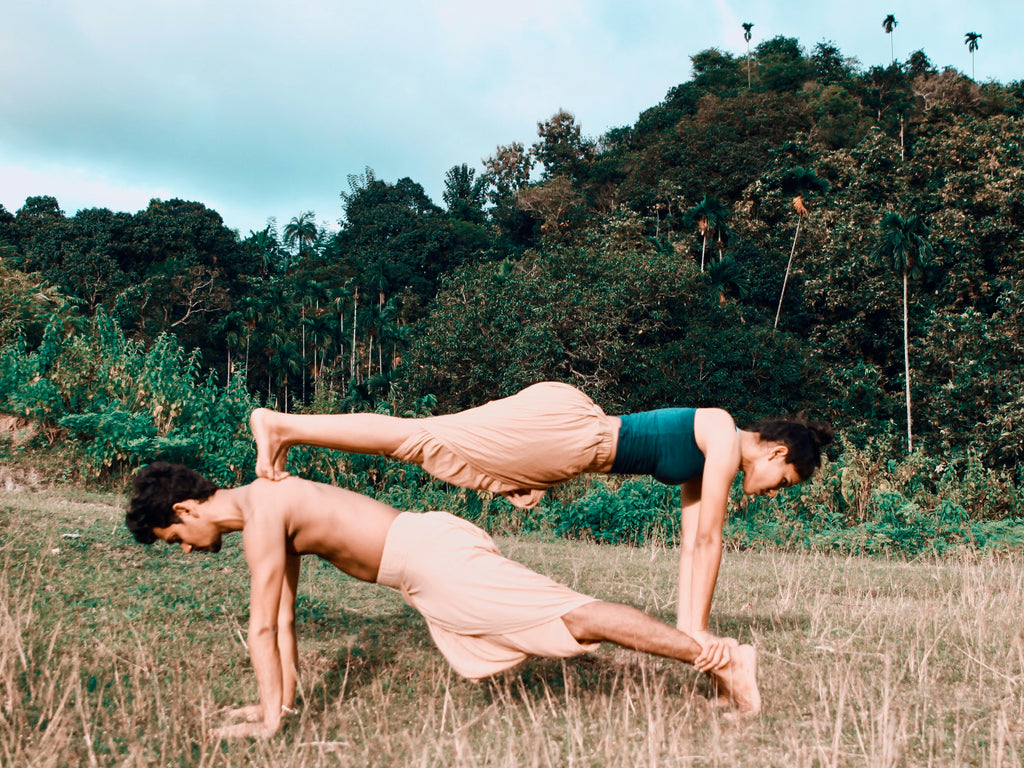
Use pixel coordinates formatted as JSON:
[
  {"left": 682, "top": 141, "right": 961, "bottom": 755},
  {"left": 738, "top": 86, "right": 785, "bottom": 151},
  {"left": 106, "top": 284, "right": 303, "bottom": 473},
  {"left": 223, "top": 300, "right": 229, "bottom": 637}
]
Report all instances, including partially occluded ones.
[
  {"left": 678, "top": 409, "right": 741, "bottom": 637},
  {"left": 677, "top": 478, "right": 701, "bottom": 633}
]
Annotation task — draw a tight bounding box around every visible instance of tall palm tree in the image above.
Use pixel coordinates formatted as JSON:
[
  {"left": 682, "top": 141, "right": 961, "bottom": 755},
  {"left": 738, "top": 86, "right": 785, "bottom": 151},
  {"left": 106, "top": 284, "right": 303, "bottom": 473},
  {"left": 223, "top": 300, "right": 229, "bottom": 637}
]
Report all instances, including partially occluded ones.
[
  {"left": 247, "top": 224, "right": 281, "bottom": 277},
  {"left": 774, "top": 167, "right": 829, "bottom": 330},
  {"left": 283, "top": 211, "right": 318, "bottom": 261},
  {"left": 238, "top": 295, "right": 262, "bottom": 381},
  {"left": 713, "top": 222, "right": 733, "bottom": 262},
  {"left": 882, "top": 15, "right": 897, "bottom": 65},
  {"left": 219, "top": 294, "right": 263, "bottom": 388},
  {"left": 964, "top": 32, "right": 982, "bottom": 80},
  {"left": 707, "top": 256, "right": 750, "bottom": 305},
  {"left": 874, "top": 212, "right": 933, "bottom": 453},
  {"left": 682, "top": 194, "right": 730, "bottom": 271},
  {"left": 882, "top": 15, "right": 905, "bottom": 160},
  {"left": 219, "top": 310, "right": 248, "bottom": 386},
  {"left": 300, "top": 280, "right": 332, "bottom": 400},
  {"left": 269, "top": 338, "right": 301, "bottom": 413},
  {"left": 350, "top": 286, "right": 359, "bottom": 381},
  {"left": 742, "top": 23, "right": 755, "bottom": 88},
  {"left": 330, "top": 284, "right": 354, "bottom": 380}
]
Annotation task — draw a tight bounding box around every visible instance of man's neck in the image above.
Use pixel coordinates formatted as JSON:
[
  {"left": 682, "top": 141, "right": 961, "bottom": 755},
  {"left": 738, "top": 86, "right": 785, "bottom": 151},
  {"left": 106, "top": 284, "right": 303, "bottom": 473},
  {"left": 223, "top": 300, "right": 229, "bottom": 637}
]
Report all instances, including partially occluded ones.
[{"left": 202, "top": 486, "right": 249, "bottom": 532}]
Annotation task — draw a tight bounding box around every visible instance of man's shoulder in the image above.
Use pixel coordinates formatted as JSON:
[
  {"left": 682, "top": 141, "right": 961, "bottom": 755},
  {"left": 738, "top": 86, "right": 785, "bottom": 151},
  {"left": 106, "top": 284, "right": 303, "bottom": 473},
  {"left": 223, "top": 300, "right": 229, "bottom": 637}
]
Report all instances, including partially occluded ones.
[
  {"left": 246, "top": 475, "right": 323, "bottom": 499},
  {"left": 245, "top": 476, "right": 400, "bottom": 514}
]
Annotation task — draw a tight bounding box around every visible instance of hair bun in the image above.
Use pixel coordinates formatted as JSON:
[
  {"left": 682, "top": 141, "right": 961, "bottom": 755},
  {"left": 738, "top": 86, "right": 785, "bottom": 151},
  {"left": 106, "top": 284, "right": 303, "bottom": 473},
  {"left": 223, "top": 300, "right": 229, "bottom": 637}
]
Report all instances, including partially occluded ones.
[{"left": 805, "top": 420, "right": 834, "bottom": 449}]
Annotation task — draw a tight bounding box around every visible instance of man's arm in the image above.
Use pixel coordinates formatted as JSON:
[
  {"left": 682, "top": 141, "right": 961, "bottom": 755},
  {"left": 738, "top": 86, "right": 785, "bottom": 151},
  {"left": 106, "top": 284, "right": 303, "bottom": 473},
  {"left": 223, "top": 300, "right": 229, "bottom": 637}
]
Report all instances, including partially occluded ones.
[
  {"left": 213, "top": 518, "right": 297, "bottom": 738},
  {"left": 277, "top": 552, "right": 301, "bottom": 710}
]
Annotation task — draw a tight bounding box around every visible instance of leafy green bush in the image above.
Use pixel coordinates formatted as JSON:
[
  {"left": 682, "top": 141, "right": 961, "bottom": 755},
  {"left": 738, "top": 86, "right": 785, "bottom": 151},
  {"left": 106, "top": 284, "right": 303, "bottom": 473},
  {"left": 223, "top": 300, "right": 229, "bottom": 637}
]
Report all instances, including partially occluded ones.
[
  {"left": 0, "top": 312, "right": 256, "bottom": 485},
  {"left": 59, "top": 410, "right": 159, "bottom": 471},
  {"left": 725, "top": 446, "right": 1022, "bottom": 556},
  {"left": 2, "top": 310, "right": 1021, "bottom": 557},
  {"left": 545, "top": 477, "right": 680, "bottom": 545}
]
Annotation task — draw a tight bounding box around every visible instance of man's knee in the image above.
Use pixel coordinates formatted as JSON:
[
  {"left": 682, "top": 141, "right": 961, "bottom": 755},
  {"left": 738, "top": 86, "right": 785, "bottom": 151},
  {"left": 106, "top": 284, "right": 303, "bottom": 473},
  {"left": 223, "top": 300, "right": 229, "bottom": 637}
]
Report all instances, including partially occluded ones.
[{"left": 561, "top": 600, "right": 609, "bottom": 643}]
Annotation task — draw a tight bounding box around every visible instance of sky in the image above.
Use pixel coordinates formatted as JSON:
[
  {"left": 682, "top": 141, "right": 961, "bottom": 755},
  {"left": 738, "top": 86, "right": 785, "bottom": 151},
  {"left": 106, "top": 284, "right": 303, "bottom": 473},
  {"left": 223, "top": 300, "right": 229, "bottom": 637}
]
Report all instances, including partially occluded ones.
[{"left": 1, "top": 0, "right": 1021, "bottom": 238}]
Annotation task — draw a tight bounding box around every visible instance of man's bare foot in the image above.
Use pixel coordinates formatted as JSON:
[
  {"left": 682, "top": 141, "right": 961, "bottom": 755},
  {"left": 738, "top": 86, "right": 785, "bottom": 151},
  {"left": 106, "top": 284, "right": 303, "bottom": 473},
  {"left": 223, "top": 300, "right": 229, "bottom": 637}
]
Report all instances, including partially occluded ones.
[
  {"left": 250, "top": 408, "right": 291, "bottom": 480},
  {"left": 209, "top": 721, "right": 273, "bottom": 739},
  {"left": 709, "top": 644, "right": 761, "bottom": 715},
  {"left": 221, "top": 704, "right": 263, "bottom": 723}
]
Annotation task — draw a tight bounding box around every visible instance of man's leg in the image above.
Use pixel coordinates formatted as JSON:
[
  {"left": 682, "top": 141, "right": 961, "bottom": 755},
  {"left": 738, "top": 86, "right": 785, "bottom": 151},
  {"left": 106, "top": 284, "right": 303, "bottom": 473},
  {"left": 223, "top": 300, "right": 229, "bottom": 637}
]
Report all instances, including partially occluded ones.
[
  {"left": 560, "top": 600, "right": 761, "bottom": 714},
  {"left": 250, "top": 409, "right": 418, "bottom": 480}
]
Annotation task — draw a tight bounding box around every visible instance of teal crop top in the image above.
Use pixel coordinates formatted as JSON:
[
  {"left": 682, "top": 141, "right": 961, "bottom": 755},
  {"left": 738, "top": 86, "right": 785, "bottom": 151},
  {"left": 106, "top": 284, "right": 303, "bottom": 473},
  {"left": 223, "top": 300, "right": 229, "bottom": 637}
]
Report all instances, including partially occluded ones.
[{"left": 610, "top": 408, "right": 705, "bottom": 485}]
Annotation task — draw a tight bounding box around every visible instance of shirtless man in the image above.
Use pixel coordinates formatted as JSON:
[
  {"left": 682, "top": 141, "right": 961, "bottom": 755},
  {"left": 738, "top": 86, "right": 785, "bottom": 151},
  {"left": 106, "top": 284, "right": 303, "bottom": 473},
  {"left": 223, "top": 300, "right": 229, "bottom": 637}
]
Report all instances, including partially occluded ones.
[{"left": 125, "top": 462, "right": 761, "bottom": 738}]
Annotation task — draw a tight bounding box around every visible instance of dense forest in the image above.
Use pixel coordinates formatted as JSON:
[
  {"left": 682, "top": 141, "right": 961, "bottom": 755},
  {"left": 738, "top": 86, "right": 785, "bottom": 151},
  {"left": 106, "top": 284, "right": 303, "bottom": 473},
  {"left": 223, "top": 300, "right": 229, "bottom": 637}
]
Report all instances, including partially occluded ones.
[{"left": 2, "top": 34, "right": 1022, "bottom": 550}]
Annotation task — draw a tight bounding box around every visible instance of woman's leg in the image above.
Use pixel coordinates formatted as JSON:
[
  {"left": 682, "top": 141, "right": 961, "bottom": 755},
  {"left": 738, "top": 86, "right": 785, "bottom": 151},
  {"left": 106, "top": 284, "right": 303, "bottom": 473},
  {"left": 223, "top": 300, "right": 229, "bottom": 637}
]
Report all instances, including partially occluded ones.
[{"left": 249, "top": 408, "right": 420, "bottom": 480}]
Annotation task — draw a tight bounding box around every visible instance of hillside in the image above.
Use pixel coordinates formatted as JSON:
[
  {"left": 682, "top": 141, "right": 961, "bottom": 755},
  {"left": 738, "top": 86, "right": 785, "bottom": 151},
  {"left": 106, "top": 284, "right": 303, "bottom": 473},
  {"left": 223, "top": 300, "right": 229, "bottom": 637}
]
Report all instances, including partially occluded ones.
[{"left": 1, "top": 37, "right": 1022, "bottom": 525}]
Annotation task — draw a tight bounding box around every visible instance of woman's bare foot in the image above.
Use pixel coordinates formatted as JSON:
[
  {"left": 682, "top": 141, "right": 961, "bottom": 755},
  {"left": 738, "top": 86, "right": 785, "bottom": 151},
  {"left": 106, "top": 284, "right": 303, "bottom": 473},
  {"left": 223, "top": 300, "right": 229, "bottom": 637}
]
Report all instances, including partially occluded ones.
[
  {"left": 250, "top": 408, "right": 291, "bottom": 480},
  {"left": 709, "top": 644, "right": 761, "bottom": 715},
  {"left": 691, "top": 630, "right": 739, "bottom": 672}
]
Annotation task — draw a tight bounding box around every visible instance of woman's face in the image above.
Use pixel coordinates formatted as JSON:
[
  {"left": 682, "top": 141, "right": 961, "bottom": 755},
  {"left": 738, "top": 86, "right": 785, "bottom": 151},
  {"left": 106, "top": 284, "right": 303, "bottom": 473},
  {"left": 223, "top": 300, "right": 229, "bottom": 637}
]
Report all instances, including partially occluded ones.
[{"left": 742, "top": 443, "right": 803, "bottom": 497}]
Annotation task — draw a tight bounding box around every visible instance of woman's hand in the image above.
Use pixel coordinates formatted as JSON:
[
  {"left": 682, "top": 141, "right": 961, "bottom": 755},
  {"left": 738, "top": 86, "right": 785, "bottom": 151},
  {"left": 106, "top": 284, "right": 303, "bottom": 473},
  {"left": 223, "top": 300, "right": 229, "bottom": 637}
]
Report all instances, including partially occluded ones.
[{"left": 691, "top": 630, "right": 739, "bottom": 672}]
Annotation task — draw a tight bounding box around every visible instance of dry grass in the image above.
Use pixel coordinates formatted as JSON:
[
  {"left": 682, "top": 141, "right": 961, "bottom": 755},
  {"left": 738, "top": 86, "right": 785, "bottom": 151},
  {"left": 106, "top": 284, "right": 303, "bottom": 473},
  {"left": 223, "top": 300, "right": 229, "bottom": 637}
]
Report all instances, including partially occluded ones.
[{"left": 1, "top": 487, "right": 1023, "bottom": 766}]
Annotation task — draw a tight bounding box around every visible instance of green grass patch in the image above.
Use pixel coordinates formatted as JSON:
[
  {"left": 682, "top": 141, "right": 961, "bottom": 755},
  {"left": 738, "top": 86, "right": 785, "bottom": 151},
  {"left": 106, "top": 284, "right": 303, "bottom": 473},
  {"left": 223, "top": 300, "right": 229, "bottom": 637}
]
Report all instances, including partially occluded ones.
[{"left": 2, "top": 486, "right": 1024, "bottom": 766}]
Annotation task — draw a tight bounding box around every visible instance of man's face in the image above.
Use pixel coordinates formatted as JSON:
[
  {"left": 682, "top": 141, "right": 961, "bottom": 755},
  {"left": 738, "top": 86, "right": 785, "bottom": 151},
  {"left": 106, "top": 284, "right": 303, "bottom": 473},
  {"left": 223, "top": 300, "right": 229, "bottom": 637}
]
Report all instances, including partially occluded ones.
[
  {"left": 741, "top": 446, "right": 803, "bottom": 498},
  {"left": 152, "top": 502, "right": 223, "bottom": 553}
]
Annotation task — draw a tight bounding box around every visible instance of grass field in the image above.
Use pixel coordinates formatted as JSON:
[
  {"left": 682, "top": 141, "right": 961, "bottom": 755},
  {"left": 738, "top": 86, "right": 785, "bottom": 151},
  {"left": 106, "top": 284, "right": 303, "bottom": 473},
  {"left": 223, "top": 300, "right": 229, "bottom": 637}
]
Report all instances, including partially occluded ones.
[{"left": 2, "top": 486, "right": 1023, "bottom": 767}]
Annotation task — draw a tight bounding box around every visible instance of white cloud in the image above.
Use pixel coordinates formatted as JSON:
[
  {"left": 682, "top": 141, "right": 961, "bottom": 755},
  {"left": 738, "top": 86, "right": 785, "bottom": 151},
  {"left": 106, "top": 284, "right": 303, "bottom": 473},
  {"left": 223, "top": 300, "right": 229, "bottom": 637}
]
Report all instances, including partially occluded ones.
[
  {"left": 0, "top": 160, "right": 172, "bottom": 217},
  {"left": 1, "top": 0, "right": 1022, "bottom": 236}
]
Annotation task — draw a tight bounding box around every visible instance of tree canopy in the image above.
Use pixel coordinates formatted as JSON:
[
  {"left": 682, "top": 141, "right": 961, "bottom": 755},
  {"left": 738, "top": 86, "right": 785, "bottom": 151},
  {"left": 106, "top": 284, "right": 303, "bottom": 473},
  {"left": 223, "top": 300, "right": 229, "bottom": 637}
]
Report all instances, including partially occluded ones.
[{"left": 3, "top": 33, "right": 1023, "bottom": 473}]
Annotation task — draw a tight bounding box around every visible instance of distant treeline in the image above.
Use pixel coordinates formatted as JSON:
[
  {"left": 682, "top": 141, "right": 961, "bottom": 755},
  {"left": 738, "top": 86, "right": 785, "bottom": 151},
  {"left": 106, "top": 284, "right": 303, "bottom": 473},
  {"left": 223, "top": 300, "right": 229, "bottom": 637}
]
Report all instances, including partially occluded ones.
[{"left": 2, "top": 35, "right": 1023, "bottom": 489}]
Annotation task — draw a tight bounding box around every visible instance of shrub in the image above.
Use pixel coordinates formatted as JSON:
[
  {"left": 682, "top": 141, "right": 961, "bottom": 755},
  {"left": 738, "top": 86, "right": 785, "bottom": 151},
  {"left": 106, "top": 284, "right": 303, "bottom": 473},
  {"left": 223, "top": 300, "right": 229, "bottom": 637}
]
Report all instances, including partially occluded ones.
[
  {"left": 0, "top": 312, "right": 256, "bottom": 485},
  {"left": 546, "top": 477, "right": 680, "bottom": 545}
]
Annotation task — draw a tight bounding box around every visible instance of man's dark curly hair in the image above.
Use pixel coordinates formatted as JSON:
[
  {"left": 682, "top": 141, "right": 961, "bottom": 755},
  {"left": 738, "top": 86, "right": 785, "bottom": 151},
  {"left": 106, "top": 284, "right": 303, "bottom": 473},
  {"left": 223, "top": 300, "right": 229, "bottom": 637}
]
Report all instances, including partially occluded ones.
[
  {"left": 750, "top": 417, "right": 834, "bottom": 481},
  {"left": 126, "top": 462, "right": 219, "bottom": 544}
]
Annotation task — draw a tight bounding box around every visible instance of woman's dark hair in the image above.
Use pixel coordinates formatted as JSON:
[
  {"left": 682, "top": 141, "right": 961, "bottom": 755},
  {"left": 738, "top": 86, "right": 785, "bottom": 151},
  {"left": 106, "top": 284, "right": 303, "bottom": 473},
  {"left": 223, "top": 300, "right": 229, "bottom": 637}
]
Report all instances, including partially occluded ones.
[
  {"left": 125, "top": 462, "right": 219, "bottom": 544},
  {"left": 751, "top": 417, "right": 834, "bottom": 480}
]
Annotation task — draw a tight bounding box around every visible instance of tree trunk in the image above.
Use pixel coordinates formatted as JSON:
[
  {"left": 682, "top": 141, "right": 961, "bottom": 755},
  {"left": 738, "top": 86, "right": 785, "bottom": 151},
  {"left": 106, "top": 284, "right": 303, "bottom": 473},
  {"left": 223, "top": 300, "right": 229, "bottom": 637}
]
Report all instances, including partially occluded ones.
[
  {"left": 301, "top": 306, "right": 306, "bottom": 404},
  {"left": 338, "top": 302, "right": 345, "bottom": 374},
  {"left": 700, "top": 234, "right": 708, "bottom": 271},
  {"left": 903, "top": 270, "right": 913, "bottom": 452},
  {"left": 351, "top": 290, "right": 358, "bottom": 380},
  {"left": 899, "top": 115, "right": 905, "bottom": 162},
  {"left": 774, "top": 217, "right": 802, "bottom": 330}
]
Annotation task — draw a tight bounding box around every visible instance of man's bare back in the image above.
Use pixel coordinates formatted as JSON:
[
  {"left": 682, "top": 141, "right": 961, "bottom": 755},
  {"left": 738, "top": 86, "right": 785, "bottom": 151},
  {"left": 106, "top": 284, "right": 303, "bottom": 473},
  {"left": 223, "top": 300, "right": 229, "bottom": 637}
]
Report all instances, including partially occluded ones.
[{"left": 234, "top": 478, "right": 399, "bottom": 583}]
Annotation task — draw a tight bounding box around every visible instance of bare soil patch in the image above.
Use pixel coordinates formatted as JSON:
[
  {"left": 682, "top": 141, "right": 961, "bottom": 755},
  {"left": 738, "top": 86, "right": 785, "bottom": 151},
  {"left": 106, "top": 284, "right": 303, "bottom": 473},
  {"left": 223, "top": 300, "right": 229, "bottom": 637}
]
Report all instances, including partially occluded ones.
[{"left": 0, "top": 414, "right": 36, "bottom": 445}]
